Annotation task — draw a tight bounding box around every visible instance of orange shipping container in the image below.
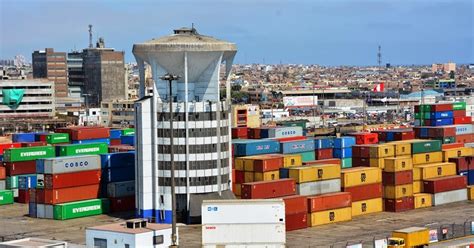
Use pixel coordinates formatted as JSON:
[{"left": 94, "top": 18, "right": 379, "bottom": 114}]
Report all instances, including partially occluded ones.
[
  {"left": 43, "top": 184, "right": 100, "bottom": 204},
  {"left": 307, "top": 192, "right": 352, "bottom": 213},
  {"left": 0, "top": 166, "right": 5, "bottom": 180}
]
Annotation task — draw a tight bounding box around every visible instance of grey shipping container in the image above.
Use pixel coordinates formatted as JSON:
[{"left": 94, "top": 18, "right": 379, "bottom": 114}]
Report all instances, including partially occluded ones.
[
  {"left": 107, "top": 180, "right": 135, "bottom": 198},
  {"left": 36, "top": 204, "right": 54, "bottom": 219},
  {"left": 0, "top": 180, "right": 5, "bottom": 190},
  {"left": 432, "top": 189, "right": 468, "bottom": 206},
  {"left": 12, "top": 188, "right": 18, "bottom": 198},
  {"left": 296, "top": 179, "right": 341, "bottom": 196},
  {"left": 38, "top": 155, "right": 101, "bottom": 174}
]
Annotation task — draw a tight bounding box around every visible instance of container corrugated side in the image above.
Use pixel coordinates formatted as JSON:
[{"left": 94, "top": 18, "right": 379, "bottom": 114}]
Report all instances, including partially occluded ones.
[
  {"left": 432, "top": 189, "right": 468, "bottom": 206},
  {"left": 57, "top": 143, "right": 108, "bottom": 156},
  {"left": 3, "top": 146, "right": 55, "bottom": 162},
  {"left": 107, "top": 180, "right": 135, "bottom": 198},
  {"left": 296, "top": 179, "right": 341, "bottom": 196},
  {"left": 0, "top": 190, "right": 14, "bottom": 205},
  {"left": 53, "top": 198, "right": 110, "bottom": 220},
  {"left": 38, "top": 155, "right": 101, "bottom": 174}
]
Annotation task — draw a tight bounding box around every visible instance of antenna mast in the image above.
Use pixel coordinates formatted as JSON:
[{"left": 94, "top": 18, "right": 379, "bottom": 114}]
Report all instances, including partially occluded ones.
[
  {"left": 88, "top": 25, "right": 93, "bottom": 48},
  {"left": 377, "top": 45, "right": 382, "bottom": 73}
]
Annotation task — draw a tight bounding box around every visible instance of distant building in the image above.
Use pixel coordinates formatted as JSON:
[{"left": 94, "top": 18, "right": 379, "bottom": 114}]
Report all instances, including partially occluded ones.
[
  {"left": 67, "top": 51, "right": 84, "bottom": 95},
  {"left": 231, "top": 104, "right": 261, "bottom": 128},
  {"left": 83, "top": 38, "right": 126, "bottom": 107},
  {"left": 32, "top": 48, "right": 69, "bottom": 97},
  {"left": 100, "top": 99, "right": 135, "bottom": 127},
  {"left": 432, "top": 62, "right": 456, "bottom": 74}
]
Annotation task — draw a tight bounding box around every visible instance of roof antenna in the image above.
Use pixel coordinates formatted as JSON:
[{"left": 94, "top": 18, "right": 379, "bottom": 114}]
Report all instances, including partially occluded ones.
[{"left": 88, "top": 24, "right": 93, "bottom": 48}]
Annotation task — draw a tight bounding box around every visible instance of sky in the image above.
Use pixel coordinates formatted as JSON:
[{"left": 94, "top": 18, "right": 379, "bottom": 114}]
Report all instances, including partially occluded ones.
[{"left": 0, "top": 0, "right": 472, "bottom": 66}]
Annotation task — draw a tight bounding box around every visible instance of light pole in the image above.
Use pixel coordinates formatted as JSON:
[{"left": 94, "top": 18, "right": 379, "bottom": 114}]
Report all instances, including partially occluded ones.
[
  {"left": 83, "top": 93, "right": 91, "bottom": 126},
  {"left": 159, "top": 73, "right": 180, "bottom": 248}
]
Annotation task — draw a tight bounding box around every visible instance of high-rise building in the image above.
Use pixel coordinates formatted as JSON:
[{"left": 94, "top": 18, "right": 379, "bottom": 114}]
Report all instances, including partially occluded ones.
[
  {"left": 432, "top": 62, "right": 456, "bottom": 74},
  {"left": 83, "top": 38, "right": 126, "bottom": 107},
  {"left": 67, "top": 51, "right": 84, "bottom": 93},
  {"left": 32, "top": 48, "right": 68, "bottom": 97},
  {"left": 133, "top": 27, "right": 237, "bottom": 223}
]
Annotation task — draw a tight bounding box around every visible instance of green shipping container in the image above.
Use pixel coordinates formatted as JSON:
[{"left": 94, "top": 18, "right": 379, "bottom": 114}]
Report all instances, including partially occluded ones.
[
  {"left": 411, "top": 140, "right": 441, "bottom": 154},
  {"left": 46, "top": 133, "right": 70, "bottom": 144},
  {"left": 3, "top": 146, "right": 55, "bottom": 162},
  {"left": 299, "top": 151, "right": 315, "bottom": 162},
  {"left": 58, "top": 143, "right": 108, "bottom": 156},
  {"left": 121, "top": 128, "right": 135, "bottom": 136},
  {"left": 453, "top": 102, "right": 466, "bottom": 110},
  {"left": 53, "top": 198, "right": 110, "bottom": 220},
  {"left": 420, "top": 104, "right": 431, "bottom": 113},
  {"left": 6, "top": 176, "right": 18, "bottom": 189},
  {"left": 436, "top": 136, "right": 456, "bottom": 144},
  {"left": 341, "top": 158, "right": 352, "bottom": 169},
  {"left": 0, "top": 190, "right": 14, "bottom": 205},
  {"left": 280, "top": 121, "right": 307, "bottom": 130}
]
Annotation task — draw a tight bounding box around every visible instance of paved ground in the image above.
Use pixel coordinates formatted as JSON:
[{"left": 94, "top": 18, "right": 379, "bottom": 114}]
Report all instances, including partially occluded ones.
[{"left": 0, "top": 201, "right": 473, "bottom": 247}]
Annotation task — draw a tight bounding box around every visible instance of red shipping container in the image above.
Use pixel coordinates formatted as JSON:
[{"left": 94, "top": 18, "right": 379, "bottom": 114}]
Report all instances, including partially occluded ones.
[
  {"left": 235, "top": 170, "right": 244, "bottom": 184},
  {"left": 394, "top": 131, "right": 415, "bottom": 141},
  {"left": 56, "top": 126, "right": 110, "bottom": 140},
  {"left": 442, "top": 143, "right": 464, "bottom": 150},
  {"left": 349, "top": 132, "right": 378, "bottom": 145},
  {"left": 456, "top": 134, "right": 474, "bottom": 144},
  {"left": 303, "top": 158, "right": 341, "bottom": 166},
  {"left": 449, "top": 157, "right": 473, "bottom": 172},
  {"left": 374, "top": 131, "right": 387, "bottom": 142},
  {"left": 108, "top": 145, "right": 135, "bottom": 153},
  {"left": 384, "top": 197, "right": 414, "bottom": 212},
  {"left": 423, "top": 175, "right": 467, "bottom": 194},
  {"left": 253, "top": 156, "right": 283, "bottom": 172},
  {"left": 453, "top": 110, "right": 466, "bottom": 117},
  {"left": 307, "top": 192, "right": 352, "bottom": 213},
  {"left": 281, "top": 195, "right": 307, "bottom": 215},
  {"left": 241, "top": 179, "right": 296, "bottom": 199},
  {"left": 44, "top": 184, "right": 100, "bottom": 204},
  {"left": 44, "top": 169, "right": 101, "bottom": 189},
  {"left": 232, "top": 127, "right": 248, "bottom": 139},
  {"left": 110, "top": 196, "right": 135, "bottom": 212},
  {"left": 382, "top": 171, "right": 413, "bottom": 186},
  {"left": 20, "top": 141, "right": 47, "bottom": 147},
  {"left": 454, "top": 116, "right": 472, "bottom": 125},
  {"left": 36, "top": 188, "right": 45, "bottom": 204},
  {"left": 428, "top": 127, "right": 456, "bottom": 138},
  {"left": 315, "top": 148, "right": 333, "bottom": 160},
  {"left": 0, "top": 143, "right": 21, "bottom": 155},
  {"left": 110, "top": 138, "right": 121, "bottom": 146},
  {"left": 2, "top": 161, "right": 37, "bottom": 176},
  {"left": 352, "top": 157, "right": 370, "bottom": 167},
  {"left": 286, "top": 212, "right": 307, "bottom": 231},
  {"left": 17, "top": 189, "right": 31, "bottom": 204},
  {"left": 247, "top": 128, "right": 261, "bottom": 139},
  {"left": 0, "top": 166, "right": 5, "bottom": 179},
  {"left": 352, "top": 145, "right": 371, "bottom": 158},
  {"left": 431, "top": 103, "right": 453, "bottom": 112},
  {"left": 342, "top": 183, "right": 382, "bottom": 202},
  {"left": 275, "top": 136, "right": 306, "bottom": 143}
]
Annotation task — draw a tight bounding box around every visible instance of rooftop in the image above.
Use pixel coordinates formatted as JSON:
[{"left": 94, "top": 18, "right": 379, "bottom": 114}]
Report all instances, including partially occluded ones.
[{"left": 87, "top": 222, "right": 171, "bottom": 234}]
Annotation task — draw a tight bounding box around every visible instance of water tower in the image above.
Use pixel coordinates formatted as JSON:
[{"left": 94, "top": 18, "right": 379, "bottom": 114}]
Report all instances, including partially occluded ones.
[{"left": 133, "top": 27, "right": 237, "bottom": 223}]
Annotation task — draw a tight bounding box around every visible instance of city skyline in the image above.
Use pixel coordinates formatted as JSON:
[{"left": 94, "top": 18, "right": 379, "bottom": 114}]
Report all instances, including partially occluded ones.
[{"left": 0, "top": 0, "right": 472, "bottom": 66}]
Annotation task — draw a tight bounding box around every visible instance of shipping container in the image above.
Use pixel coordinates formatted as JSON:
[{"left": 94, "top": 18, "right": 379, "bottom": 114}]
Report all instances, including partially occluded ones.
[
  {"left": 289, "top": 164, "right": 340, "bottom": 183},
  {"left": 333, "top": 148, "right": 352, "bottom": 158},
  {"left": 352, "top": 157, "right": 370, "bottom": 167},
  {"left": 56, "top": 126, "right": 110, "bottom": 140},
  {"left": 3, "top": 160, "right": 37, "bottom": 175},
  {"left": 17, "top": 188, "right": 31, "bottom": 204},
  {"left": 286, "top": 212, "right": 307, "bottom": 231},
  {"left": 102, "top": 166, "right": 135, "bottom": 183},
  {"left": 247, "top": 128, "right": 261, "bottom": 139},
  {"left": 369, "top": 157, "right": 391, "bottom": 169},
  {"left": 0, "top": 180, "right": 5, "bottom": 190},
  {"left": 18, "top": 174, "right": 37, "bottom": 189},
  {"left": 459, "top": 170, "right": 474, "bottom": 186},
  {"left": 3, "top": 146, "right": 55, "bottom": 162},
  {"left": 342, "top": 183, "right": 382, "bottom": 202},
  {"left": 280, "top": 195, "right": 307, "bottom": 215},
  {"left": 53, "top": 198, "right": 110, "bottom": 220},
  {"left": 243, "top": 155, "right": 282, "bottom": 172},
  {"left": 57, "top": 143, "right": 108, "bottom": 157},
  {"left": 454, "top": 116, "right": 472, "bottom": 125},
  {"left": 382, "top": 171, "right": 413, "bottom": 186},
  {"left": 12, "top": 133, "right": 36, "bottom": 143},
  {"left": 109, "top": 196, "right": 135, "bottom": 212},
  {"left": 0, "top": 190, "right": 14, "bottom": 205},
  {"left": 334, "top": 137, "right": 356, "bottom": 149},
  {"left": 341, "top": 167, "right": 382, "bottom": 187},
  {"left": 233, "top": 184, "right": 241, "bottom": 196},
  {"left": 348, "top": 132, "right": 378, "bottom": 145},
  {"left": 341, "top": 158, "right": 352, "bottom": 168},
  {"left": 422, "top": 175, "right": 467, "bottom": 193},
  {"left": 72, "top": 138, "right": 111, "bottom": 145},
  {"left": 234, "top": 170, "right": 244, "bottom": 184},
  {"left": 443, "top": 147, "right": 472, "bottom": 162},
  {"left": 0, "top": 143, "right": 21, "bottom": 155},
  {"left": 307, "top": 207, "right": 352, "bottom": 226},
  {"left": 384, "top": 157, "right": 413, "bottom": 172},
  {"left": 452, "top": 124, "right": 473, "bottom": 135},
  {"left": 393, "top": 130, "right": 415, "bottom": 141},
  {"left": 37, "top": 155, "right": 101, "bottom": 174},
  {"left": 456, "top": 133, "right": 474, "bottom": 144},
  {"left": 427, "top": 126, "right": 456, "bottom": 138},
  {"left": 369, "top": 144, "right": 395, "bottom": 158},
  {"left": 453, "top": 110, "right": 466, "bottom": 117},
  {"left": 280, "top": 139, "right": 314, "bottom": 154},
  {"left": 241, "top": 179, "right": 296, "bottom": 199},
  {"left": 303, "top": 158, "right": 340, "bottom": 166},
  {"left": 44, "top": 184, "right": 100, "bottom": 204},
  {"left": 6, "top": 176, "right": 18, "bottom": 189},
  {"left": 107, "top": 180, "right": 135, "bottom": 198},
  {"left": 384, "top": 184, "right": 413, "bottom": 199},
  {"left": 448, "top": 156, "right": 472, "bottom": 172},
  {"left": 234, "top": 140, "right": 280, "bottom": 156},
  {"left": 109, "top": 129, "right": 123, "bottom": 139},
  {"left": 442, "top": 143, "right": 464, "bottom": 150},
  {"left": 232, "top": 127, "right": 248, "bottom": 139},
  {"left": 412, "top": 152, "right": 443, "bottom": 165},
  {"left": 296, "top": 179, "right": 341, "bottom": 196},
  {"left": 121, "top": 128, "right": 135, "bottom": 136},
  {"left": 432, "top": 189, "right": 468, "bottom": 206},
  {"left": 429, "top": 111, "right": 453, "bottom": 119},
  {"left": 315, "top": 148, "right": 333, "bottom": 160},
  {"left": 413, "top": 193, "right": 432, "bottom": 209},
  {"left": 392, "top": 227, "right": 430, "bottom": 248},
  {"left": 314, "top": 137, "right": 335, "bottom": 149},
  {"left": 20, "top": 141, "right": 47, "bottom": 147},
  {"left": 100, "top": 152, "right": 135, "bottom": 168},
  {"left": 384, "top": 197, "right": 414, "bottom": 212},
  {"left": 468, "top": 186, "right": 474, "bottom": 200},
  {"left": 352, "top": 145, "right": 371, "bottom": 158},
  {"left": 40, "top": 133, "right": 70, "bottom": 144},
  {"left": 414, "top": 162, "right": 456, "bottom": 180},
  {"left": 299, "top": 151, "right": 316, "bottom": 162},
  {"left": 436, "top": 136, "right": 456, "bottom": 144},
  {"left": 351, "top": 198, "right": 383, "bottom": 217},
  {"left": 254, "top": 171, "right": 279, "bottom": 181},
  {"left": 265, "top": 126, "right": 303, "bottom": 139},
  {"left": 413, "top": 181, "right": 423, "bottom": 194},
  {"left": 244, "top": 171, "right": 254, "bottom": 183},
  {"left": 425, "top": 118, "right": 454, "bottom": 126},
  {"left": 268, "top": 154, "right": 302, "bottom": 168},
  {"left": 120, "top": 135, "right": 135, "bottom": 146},
  {"left": 411, "top": 140, "right": 441, "bottom": 154},
  {"left": 44, "top": 170, "right": 101, "bottom": 189},
  {"left": 307, "top": 192, "right": 351, "bottom": 213},
  {"left": 0, "top": 167, "right": 4, "bottom": 180}
]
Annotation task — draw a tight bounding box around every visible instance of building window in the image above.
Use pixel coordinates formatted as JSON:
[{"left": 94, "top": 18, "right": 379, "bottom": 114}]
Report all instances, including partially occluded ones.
[
  {"left": 93, "top": 238, "right": 107, "bottom": 248},
  {"left": 124, "top": 245, "right": 130, "bottom": 248},
  {"left": 153, "top": 235, "right": 164, "bottom": 245}
]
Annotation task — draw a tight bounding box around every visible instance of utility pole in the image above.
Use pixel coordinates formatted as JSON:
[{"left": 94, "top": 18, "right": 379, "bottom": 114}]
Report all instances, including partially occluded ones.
[
  {"left": 312, "top": 81, "right": 316, "bottom": 124},
  {"left": 160, "top": 73, "right": 181, "bottom": 248}
]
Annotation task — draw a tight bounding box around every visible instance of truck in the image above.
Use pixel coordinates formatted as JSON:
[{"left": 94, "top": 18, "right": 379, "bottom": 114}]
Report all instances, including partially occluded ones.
[{"left": 388, "top": 227, "right": 429, "bottom": 248}]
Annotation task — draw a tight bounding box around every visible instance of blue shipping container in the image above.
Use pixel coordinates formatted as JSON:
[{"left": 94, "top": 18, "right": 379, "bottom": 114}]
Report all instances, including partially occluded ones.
[
  {"left": 279, "top": 168, "right": 289, "bottom": 179},
  {"left": 109, "top": 129, "right": 122, "bottom": 139},
  {"left": 12, "top": 133, "right": 36, "bottom": 142},
  {"left": 259, "top": 128, "right": 271, "bottom": 139},
  {"left": 72, "top": 138, "right": 111, "bottom": 145},
  {"left": 333, "top": 148, "right": 352, "bottom": 158},
  {"left": 29, "top": 202, "right": 37, "bottom": 218},
  {"left": 334, "top": 137, "right": 356, "bottom": 149},
  {"left": 235, "top": 140, "right": 280, "bottom": 156},
  {"left": 314, "top": 137, "right": 335, "bottom": 149},
  {"left": 102, "top": 166, "right": 135, "bottom": 183},
  {"left": 280, "top": 139, "right": 315, "bottom": 154},
  {"left": 385, "top": 132, "right": 395, "bottom": 142},
  {"left": 459, "top": 170, "right": 474, "bottom": 185},
  {"left": 419, "top": 128, "right": 430, "bottom": 138},
  {"left": 100, "top": 152, "right": 135, "bottom": 168},
  {"left": 120, "top": 135, "right": 135, "bottom": 146},
  {"left": 18, "top": 175, "right": 37, "bottom": 189},
  {"left": 430, "top": 111, "right": 453, "bottom": 119},
  {"left": 429, "top": 118, "right": 453, "bottom": 126}
]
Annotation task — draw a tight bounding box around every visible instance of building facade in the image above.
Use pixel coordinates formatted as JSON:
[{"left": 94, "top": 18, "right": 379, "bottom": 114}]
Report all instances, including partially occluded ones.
[
  {"left": 133, "top": 28, "right": 236, "bottom": 223},
  {"left": 32, "top": 48, "right": 68, "bottom": 97},
  {"left": 101, "top": 99, "right": 135, "bottom": 127}
]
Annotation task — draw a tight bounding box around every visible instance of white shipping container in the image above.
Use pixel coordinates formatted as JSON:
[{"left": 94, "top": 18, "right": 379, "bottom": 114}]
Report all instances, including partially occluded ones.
[
  {"left": 432, "top": 189, "right": 467, "bottom": 206},
  {"left": 453, "top": 124, "right": 473, "bottom": 135},
  {"left": 40, "top": 155, "right": 101, "bottom": 174},
  {"left": 269, "top": 126, "right": 303, "bottom": 138},
  {"left": 296, "top": 179, "right": 341, "bottom": 196},
  {"left": 107, "top": 180, "right": 135, "bottom": 198},
  {"left": 202, "top": 223, "right": 286, "bottom": 246},
  {"left": 0, "top": 180, "right": 5, "bottom": 190},
  {"left": 465, "top": 142, "right": 474, "bottom": 148}
]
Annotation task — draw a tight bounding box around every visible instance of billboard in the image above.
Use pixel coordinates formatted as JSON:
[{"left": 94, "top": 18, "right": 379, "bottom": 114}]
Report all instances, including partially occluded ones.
[
  {"left": 283, "top": 96, "right": 318, "bottom": 108},
  {"left": 429, "top": 229, "right": 438, "bottom": 243}
]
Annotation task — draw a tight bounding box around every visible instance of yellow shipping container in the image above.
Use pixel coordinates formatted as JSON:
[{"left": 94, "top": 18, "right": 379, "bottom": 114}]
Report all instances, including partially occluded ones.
[
  {"left": 384, "top": 184, "right": 414, "bottom": 199},
  {"left": 468, "top": 186, "right": 474, "bottom": 200},
  {"left": 384, "top": 157, "right": 413, "bottom": 172},
  {"left": 244, "top": 158, "right": 255, "bottom": 171},
  {"left": 289, "top": 164, "right": 340, "bottom": 183},
  {"left": 369, "top": 157, "right": 394, "bottom": 169},
  {"left": 442, "top": 147, "right": 472, "bottom": 162},
  {"left": 416, "top": 162, "right": 456, "bottom": 180},
  {"left": 233, "top": 184, "right": 241, "bottom": 196},
  {"left": 244, "top": 172, "right": 254, "bottom": 183},
  {"left": 235, "top": 158, "right": 245, "bottom": 171},
  {"left": 369, "top": 144, "right": 395, "bottom": 158},
  {"left": 413, "top": 181, "right": 423, "bottom": 194},
  {"left": 341, "top": 167, "right": 382, "bottom": 187},
  {"left": 351, "top": 198, "right": 383, "bottom": 217},
  {"left": 414, "top": 193, "right": 432, "bottom": 209},
  {"left": 392, "top": 227, "right": 429, "bottom": 248},
  {"left": 392, "top": 142, "right": 412, "bottom": 156},
  {"left": 412, "top": 151, "right": 443, "bottom": 165},
  {"left": 307, "top": 207, "right": 352, "bottom": 226},
  {"left": 254, "top": 170, "right": 279, "bottom": 181},
  {"left": 276, "top": 154, "right": 303, "bottom": 168}
]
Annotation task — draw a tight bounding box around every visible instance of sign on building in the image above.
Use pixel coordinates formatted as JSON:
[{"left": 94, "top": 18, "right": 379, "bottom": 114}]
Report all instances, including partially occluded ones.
[{"left": 283, "top": 96, "right": 318, "bottom": 107}]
